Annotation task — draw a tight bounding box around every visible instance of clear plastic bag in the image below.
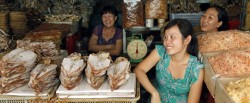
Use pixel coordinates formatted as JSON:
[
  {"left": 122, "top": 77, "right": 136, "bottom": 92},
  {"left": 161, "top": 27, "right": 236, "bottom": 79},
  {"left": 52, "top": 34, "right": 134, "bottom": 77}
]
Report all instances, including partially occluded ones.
[
  {"left": 145, "top": 0, "right": 167, "bottom": 19},
  {"left": 122, "top": 0, "right": 144, "bottom": 29}
]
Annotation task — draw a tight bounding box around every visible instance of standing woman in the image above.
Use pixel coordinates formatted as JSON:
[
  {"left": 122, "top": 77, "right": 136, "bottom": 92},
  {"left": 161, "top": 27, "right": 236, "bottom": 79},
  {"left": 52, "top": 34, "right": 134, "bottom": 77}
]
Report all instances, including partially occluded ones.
[
  {"left": 134, "top": 19, "right": 204, "bottom": 103},
  {"left": 200, "top": 5, "right": 229, "bottom": 32},
  {"left": 88, "top": 5, "right": 122, "bottom": 57}
]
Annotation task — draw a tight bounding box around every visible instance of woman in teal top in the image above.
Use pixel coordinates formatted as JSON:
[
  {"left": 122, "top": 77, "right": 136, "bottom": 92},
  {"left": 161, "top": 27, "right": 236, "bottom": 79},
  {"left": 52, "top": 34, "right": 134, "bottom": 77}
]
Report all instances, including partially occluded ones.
[{"left": 134, "top": 19, "right": 204, "bottom": 103}]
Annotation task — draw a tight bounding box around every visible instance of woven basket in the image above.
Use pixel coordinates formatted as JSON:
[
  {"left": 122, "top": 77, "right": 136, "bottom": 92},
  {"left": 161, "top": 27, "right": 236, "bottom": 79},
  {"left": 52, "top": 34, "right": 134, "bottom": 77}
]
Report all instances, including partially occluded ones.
[
  {"left": 10, "top": 22, "right": 27, "bottom": 30},
  {"left": 11, "top": 28, "right": 28, "bottom": 34},
  {"left": 0, "top": 12, "right": 8, "bottom": 22},
  {"left": 10, "top": 11, "right": 26, "bottom": 22}
]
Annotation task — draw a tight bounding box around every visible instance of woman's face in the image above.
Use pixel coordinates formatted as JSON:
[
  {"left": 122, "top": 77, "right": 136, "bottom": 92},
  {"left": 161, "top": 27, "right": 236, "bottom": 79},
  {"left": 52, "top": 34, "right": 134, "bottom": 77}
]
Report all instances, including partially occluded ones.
[
  {"left": 102, "top": 13, "right": 117, "bottom": 28},
  {"left": 163, "top": 25, "right": 189, "bottom": 55},
  {"left": 200, "top": 8, "right": 222, "bottom": 32}
]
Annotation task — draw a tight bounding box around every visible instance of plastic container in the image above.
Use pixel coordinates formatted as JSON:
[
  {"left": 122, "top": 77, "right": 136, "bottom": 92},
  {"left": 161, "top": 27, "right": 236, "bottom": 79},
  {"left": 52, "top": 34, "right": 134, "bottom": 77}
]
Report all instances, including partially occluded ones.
[{"left": 169, "top": 13, "right": 203, "bottom": 26}]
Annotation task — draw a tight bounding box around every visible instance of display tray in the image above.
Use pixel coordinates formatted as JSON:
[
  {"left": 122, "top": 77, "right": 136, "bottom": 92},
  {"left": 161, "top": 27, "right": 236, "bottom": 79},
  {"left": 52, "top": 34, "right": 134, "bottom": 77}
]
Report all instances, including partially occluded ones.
[
  {"left": 0, "top": 83, "right": 58, "bottom": 103},
  {"left": 56, "top": 73, "right": 140, "bottom": 103},
  {"left": 57, "top": 73, "right": 136, "bottom": 98},
  {"left": 214, "top": 77, "right": 250, "bottom": 103}
]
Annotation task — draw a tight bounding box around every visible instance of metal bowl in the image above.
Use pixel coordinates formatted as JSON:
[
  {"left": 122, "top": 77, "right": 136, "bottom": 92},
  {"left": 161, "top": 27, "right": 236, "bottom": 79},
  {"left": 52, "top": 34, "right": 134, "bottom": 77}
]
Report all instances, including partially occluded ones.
[{"left": 126, "top": 26, "right": 149, "bottom": 34}]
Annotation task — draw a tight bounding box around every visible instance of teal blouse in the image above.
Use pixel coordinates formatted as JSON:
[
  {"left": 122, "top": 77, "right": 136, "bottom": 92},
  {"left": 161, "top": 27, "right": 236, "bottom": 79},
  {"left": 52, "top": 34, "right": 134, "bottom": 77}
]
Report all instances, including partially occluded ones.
[{"left": 155, "top": 45, "right": 204, "bottom": 103}]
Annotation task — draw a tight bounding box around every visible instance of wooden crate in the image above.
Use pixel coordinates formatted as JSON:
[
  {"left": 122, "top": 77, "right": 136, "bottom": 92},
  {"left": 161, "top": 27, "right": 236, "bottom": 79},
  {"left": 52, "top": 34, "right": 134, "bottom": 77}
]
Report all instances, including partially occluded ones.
[{"left": 214, "top": 77, "right": 250, "bottom": 103}]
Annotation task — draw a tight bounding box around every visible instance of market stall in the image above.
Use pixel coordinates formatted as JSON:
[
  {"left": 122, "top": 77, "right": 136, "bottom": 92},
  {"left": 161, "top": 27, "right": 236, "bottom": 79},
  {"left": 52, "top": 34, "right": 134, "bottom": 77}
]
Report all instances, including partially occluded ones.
[
  {"left": 198, "top": 30, "right": 250, "bottom": 103},
  {"left": 0, "top": 0, "right": 249, "bottom": 103}
]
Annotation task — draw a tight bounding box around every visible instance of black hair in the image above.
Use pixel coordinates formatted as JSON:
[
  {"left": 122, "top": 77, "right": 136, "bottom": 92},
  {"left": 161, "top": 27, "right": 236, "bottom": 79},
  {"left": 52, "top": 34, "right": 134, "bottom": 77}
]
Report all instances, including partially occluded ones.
[
  {"left": 100, "top": 5, "right": 118, "bottom": 17},
  {"left": 163, "top": 19, "right": 199, "bottom": 57},
  {"left": 208, "top": 5, "right": 229, "bottom": 31}
]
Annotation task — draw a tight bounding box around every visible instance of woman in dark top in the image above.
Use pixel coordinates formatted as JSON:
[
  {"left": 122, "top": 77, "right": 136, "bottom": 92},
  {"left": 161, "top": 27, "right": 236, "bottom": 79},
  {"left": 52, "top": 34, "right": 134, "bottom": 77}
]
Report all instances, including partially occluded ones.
[
  {"left": 88, "top": 5, "right": 123, "bottom": 56},
  {"left": 200, "top": 5, "right": 228, "bottom": 32}
]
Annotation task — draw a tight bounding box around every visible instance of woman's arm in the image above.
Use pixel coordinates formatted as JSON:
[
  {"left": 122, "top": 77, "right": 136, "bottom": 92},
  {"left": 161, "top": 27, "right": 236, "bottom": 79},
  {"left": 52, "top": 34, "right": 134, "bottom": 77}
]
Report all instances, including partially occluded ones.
[
  {"left": 88, "top": 33, "right": 113, "bottom": 52},
  {"left": 187, "top": 68, "right": 204, "bottom": 103},
  {"left": 134, "top": 49, "right": 161, "bottom": 103},
  {"left": 104, "top": 39, "right": 122, "bottom": 56}
]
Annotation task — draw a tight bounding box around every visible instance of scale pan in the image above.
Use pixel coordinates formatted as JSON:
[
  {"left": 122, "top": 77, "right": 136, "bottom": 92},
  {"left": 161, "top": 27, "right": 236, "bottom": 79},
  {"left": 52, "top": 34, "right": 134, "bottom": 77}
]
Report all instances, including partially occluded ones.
[{"left": 126, "top": 26, "right": 149, "bottom": 34}]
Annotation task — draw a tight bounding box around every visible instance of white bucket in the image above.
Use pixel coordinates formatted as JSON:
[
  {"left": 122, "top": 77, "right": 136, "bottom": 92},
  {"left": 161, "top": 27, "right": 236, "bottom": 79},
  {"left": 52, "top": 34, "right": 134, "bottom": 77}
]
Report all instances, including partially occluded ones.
[{"left": 146, "top": 19, "right": 154, "bottom": 27}]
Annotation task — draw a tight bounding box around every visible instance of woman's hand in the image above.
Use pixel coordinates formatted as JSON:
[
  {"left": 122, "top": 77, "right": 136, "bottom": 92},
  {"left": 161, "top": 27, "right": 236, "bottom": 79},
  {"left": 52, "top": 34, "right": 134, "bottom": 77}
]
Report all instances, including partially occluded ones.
[{"left": 151, "top": 92, "right": 161, "bottom": 103}]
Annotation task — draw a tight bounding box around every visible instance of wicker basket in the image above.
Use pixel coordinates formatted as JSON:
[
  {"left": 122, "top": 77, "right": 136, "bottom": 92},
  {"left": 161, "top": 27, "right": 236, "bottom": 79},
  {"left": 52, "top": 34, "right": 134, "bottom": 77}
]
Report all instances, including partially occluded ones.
[
  {"left": 56, "top": 81, "right": 140, "bottom": 103},
  {"left": 0, "top": 12, "right": 8, "bottom": 22},
  {"left": 9, "top": 11, "right": 26, "bottom": 22}
]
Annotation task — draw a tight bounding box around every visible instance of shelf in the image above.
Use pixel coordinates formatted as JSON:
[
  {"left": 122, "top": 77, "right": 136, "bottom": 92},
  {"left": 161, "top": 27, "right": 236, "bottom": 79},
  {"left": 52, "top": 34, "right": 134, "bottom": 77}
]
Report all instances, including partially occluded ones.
[{"left": 149, "top": 27, "right": 161, "bottom": 31}]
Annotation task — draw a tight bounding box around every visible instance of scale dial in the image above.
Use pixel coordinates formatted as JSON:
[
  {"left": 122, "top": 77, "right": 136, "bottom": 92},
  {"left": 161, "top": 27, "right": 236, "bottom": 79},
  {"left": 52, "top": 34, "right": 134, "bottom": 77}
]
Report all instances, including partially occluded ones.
[{"left": 127, "top": 39, "right": 147, "bottom": 60}]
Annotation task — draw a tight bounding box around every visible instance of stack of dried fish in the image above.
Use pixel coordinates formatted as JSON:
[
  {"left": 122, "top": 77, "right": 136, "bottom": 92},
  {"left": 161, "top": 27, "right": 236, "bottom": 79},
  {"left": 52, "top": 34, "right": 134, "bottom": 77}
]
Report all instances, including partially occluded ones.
[
  {"left": 85, "top": 52, "right": 111, "bottom": 89},
  {"left": 24, "top": 30, "right": 63, "bottom": 48},
  {"left": 16, "top": 40, "right": 61, "bottom": 66},
  {"left": 107, "top": 57, "right": 131, "bottom": 90},
  {"left": 60, "top": 53, "right": 85, "bottom": 90},
  {"left": 0, "top": 48, "right": 37, "bottom": 93},
  {"left": 28, "top": 63, "right": 59, "bottom": 93}
]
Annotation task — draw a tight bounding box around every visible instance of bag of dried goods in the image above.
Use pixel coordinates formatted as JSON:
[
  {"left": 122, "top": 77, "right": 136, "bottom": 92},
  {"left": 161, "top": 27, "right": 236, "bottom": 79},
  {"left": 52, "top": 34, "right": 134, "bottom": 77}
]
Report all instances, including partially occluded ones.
[
  {"left": 60, "top": 53, "right": 85, "bottom": 90},
  {"left": 145, "top": 0, "right": 167, "bottom": 19},
  {"left": 85, "top": 52, "right": 111, "bottom": 89},
  {"left": 122, "top": 0, "right": 144, "bottom": 29},
  {"left": 107, "top": 57, "right": 131, "bottom": 90}
]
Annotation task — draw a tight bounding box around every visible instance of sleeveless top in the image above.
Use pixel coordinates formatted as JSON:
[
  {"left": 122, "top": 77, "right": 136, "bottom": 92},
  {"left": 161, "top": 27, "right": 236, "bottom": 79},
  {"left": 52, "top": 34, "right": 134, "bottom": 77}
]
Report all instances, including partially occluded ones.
[
  {"left": 155, "top": 45, "right": 204, "bottom": 103},
  {"left": 93, "top": 25, "right": 122, "bottom": 45}
]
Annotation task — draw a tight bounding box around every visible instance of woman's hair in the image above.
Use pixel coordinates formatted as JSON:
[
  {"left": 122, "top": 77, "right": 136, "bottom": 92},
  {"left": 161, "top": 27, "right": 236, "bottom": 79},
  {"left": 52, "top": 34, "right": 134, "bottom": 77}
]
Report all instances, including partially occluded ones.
[
  {"left": 208, "top": 5, "right": 229, "bottom": 31},
  {"left": 100, "top": 5, "right": 118, "bottom": 17},
  {"left": 163, "top": 19, "right": 199, "bottom": 57}
]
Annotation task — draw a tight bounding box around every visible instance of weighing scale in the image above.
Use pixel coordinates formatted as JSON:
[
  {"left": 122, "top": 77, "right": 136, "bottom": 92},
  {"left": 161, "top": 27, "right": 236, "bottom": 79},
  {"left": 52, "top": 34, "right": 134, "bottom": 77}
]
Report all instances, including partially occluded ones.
[{"left": 126, "top": 26, "right": 149, "bottom": 63}]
